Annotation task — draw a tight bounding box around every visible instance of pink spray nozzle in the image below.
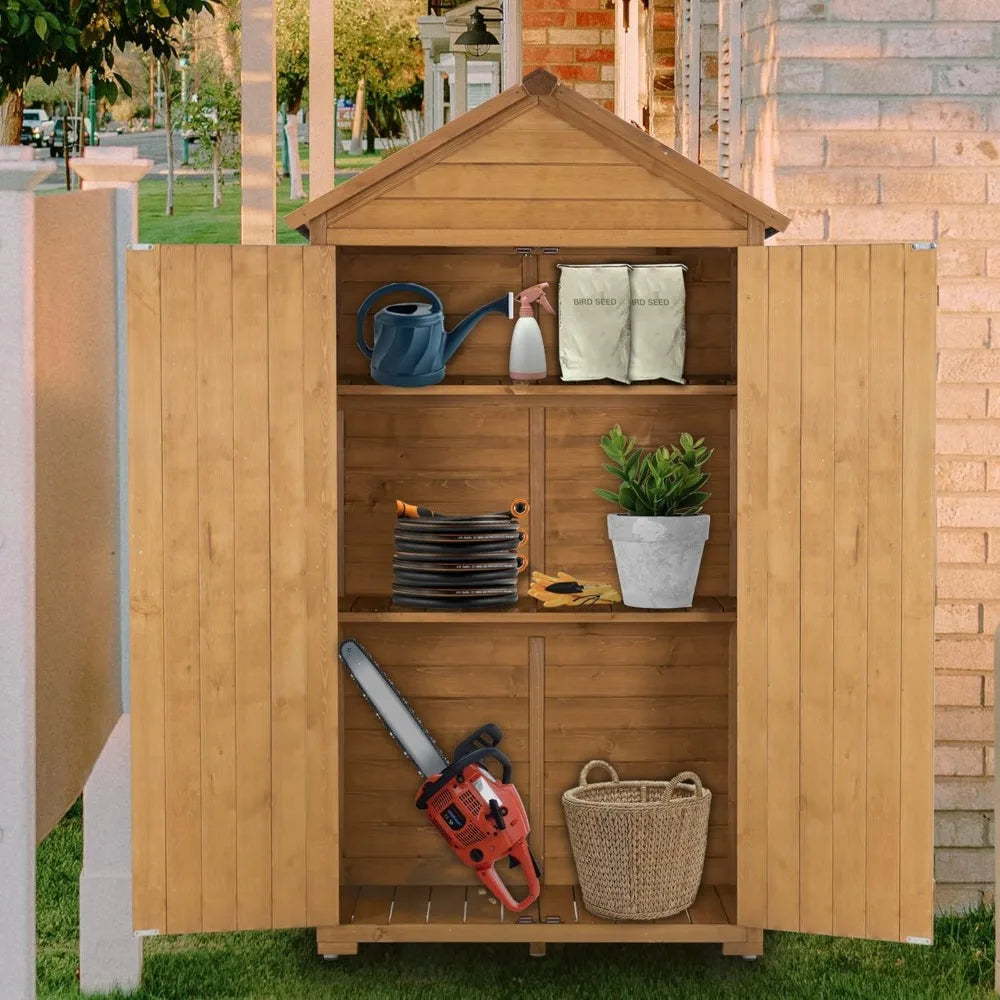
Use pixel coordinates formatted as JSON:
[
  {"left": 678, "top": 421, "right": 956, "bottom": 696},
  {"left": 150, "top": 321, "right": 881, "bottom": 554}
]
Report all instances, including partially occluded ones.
[{"left": 516, "top": 282, "right": 555, "bottom": 318}]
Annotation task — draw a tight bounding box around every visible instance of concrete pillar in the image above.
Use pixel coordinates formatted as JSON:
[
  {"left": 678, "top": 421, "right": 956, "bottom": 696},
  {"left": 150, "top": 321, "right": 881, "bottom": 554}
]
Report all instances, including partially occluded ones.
[
  {"left": 79, "top": 718, "right": 141, "bottom": 995},
  {"left": 241, "top": 0, "right": 277, "bottom": 244},
  {"left": 422, "top": 45, "right": 437, "bottom": 136},
  {"left": 502, "top": 0, "right": 519, "bottom": 88},
  {"left": 0, "top": 145, "right": 53, "bottom": 1000},
  {"left": 452, "top": 51, "right": 469, "bottom": 118},
  {"left": 309, "top": 0, "right": 335, "bottom": 197},
  {"left": 69, "top": 146, "right": 151, "bottom": 996}
]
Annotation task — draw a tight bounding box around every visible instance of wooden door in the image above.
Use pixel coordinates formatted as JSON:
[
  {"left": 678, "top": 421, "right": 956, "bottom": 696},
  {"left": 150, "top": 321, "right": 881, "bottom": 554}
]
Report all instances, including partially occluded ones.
[
  {"left": 128, "top": 245, "right": 339, "bottom": 934},
  {"left": 736, "top": 244, "right": 936, "bottom": 942}
]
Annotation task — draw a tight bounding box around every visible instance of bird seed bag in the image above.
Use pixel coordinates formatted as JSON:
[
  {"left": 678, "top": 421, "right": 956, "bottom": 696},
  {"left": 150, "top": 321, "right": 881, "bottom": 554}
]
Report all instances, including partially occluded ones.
[
  {"left": 557, "top": 264, "right": 631, "bottom": 383},
  {"left": 627, "top": 264, "right": 687, "bottom": 383}
]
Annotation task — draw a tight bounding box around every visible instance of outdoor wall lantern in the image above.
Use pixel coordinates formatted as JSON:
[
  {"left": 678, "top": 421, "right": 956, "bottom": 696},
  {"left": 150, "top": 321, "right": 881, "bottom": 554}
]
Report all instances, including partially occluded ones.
[{"left": 455, "top": 6, "right": 503, "bottom": 56}]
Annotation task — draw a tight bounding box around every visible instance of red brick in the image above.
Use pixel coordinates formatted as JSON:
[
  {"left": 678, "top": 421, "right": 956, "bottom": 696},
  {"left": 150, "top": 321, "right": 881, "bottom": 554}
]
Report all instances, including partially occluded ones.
[
  {"left": 935, "top": 602, "right": 982, "bottom": 633},
  {"left": 551, "top": 63, "right": 600, "bottom": 82},
  {"left": 981, "top": 602, "right": 1000, "bottom": 631},
  {"left": 773, "top": 170, "right": 878, "bottom": 206},
  {"left": 523, "top": 11, "right": 570, "bottom": 26},
  {"left": 936, "top": 705, "right": 994, "bottom": 741},
  {"left": 939, "top": 349, "right": 1000, "bottom": 383},
  {"left": 987, "top": 461, "right": 1000, "bottom": 491},
  {"left": 522, "top": 44, "right": 576, "bottom": 64},
  {"left": 937, "top": 314, "right": 990, "bottom": 348},
  {"left": 881, "top": 171, "right": 986, "bottom": 205},
  {"left": 574, "top": 46, "right": 615, "bottom": 62},
  {"left": 986, "top": 675, "right": 995, "bottom": 708},
  {"left": 939, "top": 499, "right": 1000, "bottom": 529},
  {"left": 937, "top": 459, "right": 987, "bottom": 491},
  {"left": 936, "top": 245, "right": 987, "bottom": 279},
  {"left": 935, "top": 744, "right": 985, "bottom": 776},
  {"left": 575, "top": 10, "right": 614, "bottom": 27},
  {"left": 936, "top": 388, "right": 988, "bottom": 420},
  {"left": 829, "top": 206, "right": 935, "bottom": 241},
  {"left": 937, "top": 529, "right": 987, "bottom": 563},
  {"left": 936, "top": 673, "right": 984, "bottom": 706},
  {"left": 989, "top": 390, "right": 1000, "bottom": 418},
  {"left": 654, "top": 11, "right": 675, "bottom": 29},
  {"left": 989, "top": 532, "right": 1000, "bottom": 565}
]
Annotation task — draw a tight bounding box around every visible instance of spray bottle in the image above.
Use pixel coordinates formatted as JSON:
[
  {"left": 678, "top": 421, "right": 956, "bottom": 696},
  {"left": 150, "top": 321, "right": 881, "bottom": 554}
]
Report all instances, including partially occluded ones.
[{"left": 509, "top": 282, "right": 555, "bottom": 381}]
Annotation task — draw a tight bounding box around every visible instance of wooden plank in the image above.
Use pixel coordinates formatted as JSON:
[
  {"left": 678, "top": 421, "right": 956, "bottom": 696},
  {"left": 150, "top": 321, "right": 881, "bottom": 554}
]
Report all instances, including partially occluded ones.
[
  {"left": 443, "top": 129, "right": 628, "bottom": 165},
  {"left": 546, "top": 664, "right": 728, "bottom": 698},
  {"left": 798, "top": 245, "right": 836, "bottom": 937},
  {"left": 539, "top": 884, "right": 577, "bottom": 925},
  {"left": 232, "top": 245, "right": 273, "bottom": 931},
  {"left": 338, "top": 199, "right": 743, "bottom": 233},
  {"left": 765, "top": 246, "right": 801, "bottom": 931},
  {"left": 159, "top": 245, "right": 203, "bottom": 934},
  {"left": 384, "top": 164, "right": 696, "bottom": 202},
  {"left": 545, "top": 696, "right": 728, "bottom": 729},
  {"left": 195, "top": 244, "right": 238, "bottom": 932},
  {"left": 389, "top": 885, "right": 429, "bottom": 924},
  {"left": 127, "top": 246, "right": 166, "bottom": 932},
  {"left": 427, "top": 885, "right": 467, "bottom": 924},
  {"left": 327, "top": 228, "right": 751, "bottom": 249},
  {"left": 267, "top": 246, "right": 309, "bottom": 927},
  {"left": 529, "top": 636, "right": 545, "bottom": 881},
  {"left": 865, "top": 244, "right": 905, "bottom": 941},
  {"left": 717, "top": 884, "right": 738, "bottom": 924},
  {"left": 735, "top": 246, "right": 768, "bottom": 930},
  {"left": 339, "top": 885, "right": 360, "bottom": 923},
  {"left": 832, "top": 244, "right": 870, "bottom": 939},
  {"left": 303, "top": 247, "right": 339, "bottom": 926},
  {"left": 336, "top": 381, "right": 738, "bottom": 399},
  {"left": 899, "top": 245, "right": 936, "bottom": 943},
  {"left": 688, "top": 886, "right": 727, "bottom": 925},
  {"left": 465, "top": 886, "right": 504, "bottom": 924},
  {"left": 351, "top": 885, "right": 394, "bottom": 925}
]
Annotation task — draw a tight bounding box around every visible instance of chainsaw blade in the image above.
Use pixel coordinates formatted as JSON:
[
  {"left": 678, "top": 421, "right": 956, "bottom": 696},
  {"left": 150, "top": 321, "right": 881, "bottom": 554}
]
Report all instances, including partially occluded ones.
[{"left": 338, "top": 639, "right": 449, "bottom": 778}]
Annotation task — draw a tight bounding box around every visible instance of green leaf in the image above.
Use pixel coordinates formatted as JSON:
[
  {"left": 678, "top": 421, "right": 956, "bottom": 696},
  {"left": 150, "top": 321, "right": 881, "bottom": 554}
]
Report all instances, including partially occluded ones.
[{"left": 594, "top": 487, "right": 622, "bottom": 506}]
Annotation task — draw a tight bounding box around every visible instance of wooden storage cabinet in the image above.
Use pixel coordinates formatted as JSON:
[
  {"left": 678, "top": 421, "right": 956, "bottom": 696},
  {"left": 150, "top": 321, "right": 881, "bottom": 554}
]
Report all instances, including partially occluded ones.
[{"left": 128, "top": 70, "right": 935, "bottom": 957}]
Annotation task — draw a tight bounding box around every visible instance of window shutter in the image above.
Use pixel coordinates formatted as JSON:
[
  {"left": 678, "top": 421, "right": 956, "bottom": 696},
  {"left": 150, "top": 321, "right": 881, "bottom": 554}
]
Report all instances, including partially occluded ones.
[
  {"left": 676, "top": 0, "right": 702, "bottom": 161},
  {"left": 718, "top": 0, "right": 742, "bottom": 182}
]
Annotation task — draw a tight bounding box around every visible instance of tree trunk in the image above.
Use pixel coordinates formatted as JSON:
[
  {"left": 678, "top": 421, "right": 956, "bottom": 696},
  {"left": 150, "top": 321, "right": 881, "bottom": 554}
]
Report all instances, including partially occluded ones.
[
  {"left": 148, "top": 58, "right": 155, "bottom": 127},
  {"left": 214, "top": 1, "right": 240, "bottom": 82},
  {"left": 212, "top": 140, "right": 221, "bottom": 208},
  {"left": 0, "top": 90, "right": 24, "bottom": 146},
  {"left": 163, "top": 60, "right": 174, "bottom": 216},
  {"left": 349, "top": 78, "right": 365, "bottom": 156},
  {"left": 285, "top": 115, "right": 304, "bottom": 200},
  {"left": 366, "top": 116, "right": 375, "bottom": 155}
]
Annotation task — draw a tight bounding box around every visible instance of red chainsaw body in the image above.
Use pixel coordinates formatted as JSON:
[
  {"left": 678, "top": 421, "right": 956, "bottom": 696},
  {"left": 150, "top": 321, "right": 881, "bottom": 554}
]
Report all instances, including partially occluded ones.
[{"left": 417, "top": 762, "right": 539, "bottom": 912}]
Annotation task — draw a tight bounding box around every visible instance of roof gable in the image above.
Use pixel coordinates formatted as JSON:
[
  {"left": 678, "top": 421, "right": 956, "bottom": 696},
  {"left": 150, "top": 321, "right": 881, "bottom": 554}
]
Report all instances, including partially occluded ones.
[{"left": 286, "top": 69, "right": 788, "bottom": 235}]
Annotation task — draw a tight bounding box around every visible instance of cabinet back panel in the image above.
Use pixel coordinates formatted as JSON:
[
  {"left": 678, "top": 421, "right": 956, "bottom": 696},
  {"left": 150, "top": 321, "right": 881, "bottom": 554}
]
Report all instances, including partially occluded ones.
[{"left": 337, "top": 247, "right": 735, "bottom": 381}]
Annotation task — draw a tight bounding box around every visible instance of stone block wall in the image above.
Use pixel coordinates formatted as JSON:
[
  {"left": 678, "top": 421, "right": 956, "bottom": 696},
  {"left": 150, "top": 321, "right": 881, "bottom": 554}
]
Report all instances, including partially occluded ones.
[{"left": 739, "top": 0, "right": 1000, "bottom": 912}]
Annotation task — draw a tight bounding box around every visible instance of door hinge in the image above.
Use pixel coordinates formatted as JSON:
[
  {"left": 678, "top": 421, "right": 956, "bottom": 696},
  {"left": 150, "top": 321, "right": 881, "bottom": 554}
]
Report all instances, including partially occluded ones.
[
  {"left": 135, "top": 928, "right": 160, "bottom": 937},
  {"left": 541, "top": 247, "right": 560, "bottom": 255},
  {"left": 905, "top": 935, "right": 932, "bottom": 946},
  {"left": 514, "top": 247, "right": 532, "bottom": 256},
  {"left": 910, "top": 241, "right": 936, "bottom": 251}
]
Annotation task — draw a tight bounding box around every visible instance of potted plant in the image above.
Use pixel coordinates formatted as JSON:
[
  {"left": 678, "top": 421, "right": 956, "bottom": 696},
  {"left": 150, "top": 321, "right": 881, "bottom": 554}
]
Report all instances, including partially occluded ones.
[{"left": 596, "top": 426, "right": 713, "bottom": 609}]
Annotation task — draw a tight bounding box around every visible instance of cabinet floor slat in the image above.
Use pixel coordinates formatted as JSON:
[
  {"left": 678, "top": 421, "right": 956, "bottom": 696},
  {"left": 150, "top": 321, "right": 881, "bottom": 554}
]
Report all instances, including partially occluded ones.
[
  {"left": 325, "top": 884, "right": 745, "bottom": 944},
  {"left": 338, "top": 594, "right": 736, "bottom": 624},
  {"left": 336, "top": 377, "right": 736, "bottom": 400}
]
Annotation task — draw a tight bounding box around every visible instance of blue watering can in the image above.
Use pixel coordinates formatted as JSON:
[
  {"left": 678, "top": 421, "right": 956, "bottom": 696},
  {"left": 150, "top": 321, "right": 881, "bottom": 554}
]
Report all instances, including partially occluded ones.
[{"left": 357, "top": 282, "right": 514, "bottom": 387}]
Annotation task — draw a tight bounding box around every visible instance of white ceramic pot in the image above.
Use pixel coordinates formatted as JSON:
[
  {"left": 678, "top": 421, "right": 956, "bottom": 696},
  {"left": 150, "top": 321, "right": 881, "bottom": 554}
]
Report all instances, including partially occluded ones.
[{"left": 607, "top": 514, "right": 710, "bottom": 609}]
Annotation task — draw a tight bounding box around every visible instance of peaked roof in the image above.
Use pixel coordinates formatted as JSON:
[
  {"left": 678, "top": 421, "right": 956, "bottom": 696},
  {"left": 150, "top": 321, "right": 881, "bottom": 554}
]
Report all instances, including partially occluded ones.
[{"left": 286, "top": 68, "right": 789, "bottom": 233}]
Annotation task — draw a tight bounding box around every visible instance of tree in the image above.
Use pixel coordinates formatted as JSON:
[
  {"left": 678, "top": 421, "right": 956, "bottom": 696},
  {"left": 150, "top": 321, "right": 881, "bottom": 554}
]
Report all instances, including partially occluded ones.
[
  {"left": 189, "top": 76, "right": 239, "bottom": 207},
  {"left": 0, "top": 0, "right": 215, "bottom": 145},
  {"left": 276, "top": 0, "right": 307, "bottom": 199},
  {"left": 334, "top": 0, "right": 423, "bottom": 152}
]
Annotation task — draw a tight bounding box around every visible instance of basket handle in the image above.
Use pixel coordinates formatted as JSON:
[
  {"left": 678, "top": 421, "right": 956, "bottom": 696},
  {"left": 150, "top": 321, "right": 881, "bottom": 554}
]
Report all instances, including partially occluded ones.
[
  {"left": 579, "top": 760, "right": 619, "bottom": 785},
  {"left": 661, "top": 771, "right": 704, "bottom": 802}
]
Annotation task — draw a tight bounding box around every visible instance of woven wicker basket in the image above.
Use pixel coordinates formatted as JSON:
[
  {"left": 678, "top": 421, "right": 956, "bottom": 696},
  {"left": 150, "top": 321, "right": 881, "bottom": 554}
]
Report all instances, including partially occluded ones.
[{"left": 562, "top": 760, "right": 711, "bottom": 920}]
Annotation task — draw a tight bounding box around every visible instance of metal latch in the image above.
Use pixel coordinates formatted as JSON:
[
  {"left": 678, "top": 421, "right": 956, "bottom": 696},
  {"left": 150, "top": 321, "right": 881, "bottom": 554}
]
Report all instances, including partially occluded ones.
[
  {"left": 541, "top": 248, "right": 560, "bottom": 255},
  {"left": 543, "top": 914, "right": 562, "bottom": 924},
  {"left": 910, "top": 242, "right": 936, "bottom": 250},
  {"left": 516, "top": 914, "right": 536, "bottom": 923},
  {"left": 514, "top": 247, "right": 532, "bottom": 255}
]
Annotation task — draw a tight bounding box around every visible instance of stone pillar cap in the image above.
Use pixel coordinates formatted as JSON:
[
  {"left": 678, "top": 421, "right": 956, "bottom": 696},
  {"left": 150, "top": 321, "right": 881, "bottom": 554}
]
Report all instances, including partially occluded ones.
[
  {"left": 70, "top": 146, "right": 153, "bottom": 184},
  {"left": 0, "top": 145, "right": 55, "bottom": 191}
]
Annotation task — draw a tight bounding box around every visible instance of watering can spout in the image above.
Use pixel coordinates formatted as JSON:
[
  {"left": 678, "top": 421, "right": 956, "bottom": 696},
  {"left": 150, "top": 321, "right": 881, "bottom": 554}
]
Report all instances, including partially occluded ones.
[{"left": 444, "top": 293, "right": 515, "bottom": 363}]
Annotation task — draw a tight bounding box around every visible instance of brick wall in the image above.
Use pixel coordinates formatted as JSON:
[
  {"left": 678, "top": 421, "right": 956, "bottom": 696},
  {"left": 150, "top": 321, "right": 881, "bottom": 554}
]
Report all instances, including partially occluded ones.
[
  {"left": 521, "top": 0, "right": 617, "bottom": 108},
  {"left": 650, "top": 0, "right": 678, "bottom": 142},
  {"left": 739, "top": 0, "right": 1000, "bottom": 911}
]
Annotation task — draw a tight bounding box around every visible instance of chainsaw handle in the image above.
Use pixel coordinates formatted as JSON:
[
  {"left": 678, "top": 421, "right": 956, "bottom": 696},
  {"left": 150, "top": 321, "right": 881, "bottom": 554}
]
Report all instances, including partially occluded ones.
[
  {"left": 452, "top": 723, "right": 503, "bottom": 762},
  {"left": 477, "top": 839, "right": 541, "bottom": 913},
  {"left": 415, "top": 746, "right": 512, "bottom": 810}
]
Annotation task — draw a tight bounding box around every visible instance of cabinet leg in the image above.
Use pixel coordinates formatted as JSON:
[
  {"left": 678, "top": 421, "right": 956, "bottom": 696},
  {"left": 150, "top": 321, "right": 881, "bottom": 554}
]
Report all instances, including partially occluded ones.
[
  {"left": 529, "top": 941, "right": 547, "bottom": 958},
  {"left": 722, "top": 928, "right": 763, "bottom": 959},
  {"left": 315, "top": 930, "right": 359, "bottom": 958}
]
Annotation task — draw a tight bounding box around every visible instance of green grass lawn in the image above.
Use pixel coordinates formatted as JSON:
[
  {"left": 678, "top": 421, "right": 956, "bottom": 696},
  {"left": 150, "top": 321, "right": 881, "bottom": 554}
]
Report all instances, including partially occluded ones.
[
  {"left": 37, "top": 803, "right": 996, "bottom": 999},
  {"left": 138, "top": 166, "right": 367, "bottom": 246}
]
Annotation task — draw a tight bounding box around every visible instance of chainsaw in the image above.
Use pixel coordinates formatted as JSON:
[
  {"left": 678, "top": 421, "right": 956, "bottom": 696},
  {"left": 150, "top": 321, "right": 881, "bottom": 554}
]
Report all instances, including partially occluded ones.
[{"left": 339, "top": 639, "right": 541, "bottom": 912}]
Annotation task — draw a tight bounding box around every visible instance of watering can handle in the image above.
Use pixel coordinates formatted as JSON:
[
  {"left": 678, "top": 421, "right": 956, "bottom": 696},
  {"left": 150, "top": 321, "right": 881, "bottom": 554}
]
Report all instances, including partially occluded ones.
[{"left": 356, "top": 282, "right": 444, "bottom": 359}]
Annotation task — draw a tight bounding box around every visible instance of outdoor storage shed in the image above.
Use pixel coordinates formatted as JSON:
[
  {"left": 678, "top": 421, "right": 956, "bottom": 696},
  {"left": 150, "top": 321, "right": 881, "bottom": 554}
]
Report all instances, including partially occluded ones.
[{"left": 128, "top": 69, "right": 936, "bottom": 957}]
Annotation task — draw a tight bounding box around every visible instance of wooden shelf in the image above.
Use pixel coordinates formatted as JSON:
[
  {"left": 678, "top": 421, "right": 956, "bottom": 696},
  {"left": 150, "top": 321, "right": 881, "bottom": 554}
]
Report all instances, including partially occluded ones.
[
  {"left": 322, "top": 883, "right": 744, "bottom": 944},
  {"left": 337, "top": 376, "right": 736, "bottom": 399},
  {"left": 339, "top": 594, "right": 736, "bottom": 623}
]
